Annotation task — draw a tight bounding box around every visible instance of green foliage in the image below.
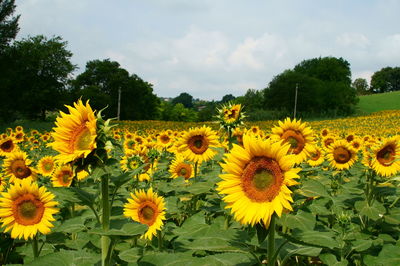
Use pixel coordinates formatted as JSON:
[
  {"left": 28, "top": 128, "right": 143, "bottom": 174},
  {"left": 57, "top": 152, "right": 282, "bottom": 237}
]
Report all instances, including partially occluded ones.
[
  {"left": 371, "top": 66, "right": 400, "bottom": 93},
  {"left": 220, "top": 94, "right": 235, "bottom": 103},
  {"left": 171, "top": 92, "right": 194, "bottom": 108},
  {"left": 0, "top": 0, "right": 19, "bottom": 51},
  {"left": 353, "top": 78, "right": 370, "bottom": 95},
  {"left": 357, "top": 90, "right": 400, "bottom": 114}
]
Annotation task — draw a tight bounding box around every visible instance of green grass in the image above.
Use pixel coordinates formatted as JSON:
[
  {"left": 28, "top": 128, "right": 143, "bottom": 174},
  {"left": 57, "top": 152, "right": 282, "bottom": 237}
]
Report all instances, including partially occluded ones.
[{"left": 356, "top": 91, "right": 400, "bottom": 115}]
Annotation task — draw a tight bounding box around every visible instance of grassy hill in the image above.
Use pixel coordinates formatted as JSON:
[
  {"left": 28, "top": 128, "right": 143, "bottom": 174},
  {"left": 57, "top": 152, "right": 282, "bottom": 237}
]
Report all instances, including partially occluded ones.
[{"left": 356, "top": 91, "right": 400, "bottom": 115}]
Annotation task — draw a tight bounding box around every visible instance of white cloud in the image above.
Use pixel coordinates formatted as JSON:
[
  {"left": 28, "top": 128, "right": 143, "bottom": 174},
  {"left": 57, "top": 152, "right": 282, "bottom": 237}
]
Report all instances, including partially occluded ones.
[{"left": 336, "top": 33, "right": 370, "bottom": 48}]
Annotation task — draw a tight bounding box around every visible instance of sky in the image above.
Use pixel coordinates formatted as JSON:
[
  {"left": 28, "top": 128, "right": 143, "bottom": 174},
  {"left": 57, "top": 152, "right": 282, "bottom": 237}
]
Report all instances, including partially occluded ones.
[{"left": 15, "top": 0, "right": 400, "bottom": 100}]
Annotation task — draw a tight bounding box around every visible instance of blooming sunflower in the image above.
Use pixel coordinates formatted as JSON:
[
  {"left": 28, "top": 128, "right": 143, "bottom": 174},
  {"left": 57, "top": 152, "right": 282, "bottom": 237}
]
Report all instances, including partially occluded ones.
[
  {"left": 370, "top": 137, "right": 400, "bottom": 177},
  {"left": 169, "top": 156, "right": 194, "bottom": 181},
  {"left": 51, "top": 164, "right": 74, "bottom": 187},
  {"left": 322, "top": 135, "right": 336, "bottom": 149},
  {"left": 271, "top": 118, "right": 314, "bottom": 164},
  {"left": 14, "top": 132, "right": 25, "bottom": 143},
  {"left": 326, "top": 140, "right": 358, "bottom": 170},
  {"left": 0, "top": 174, "right": 5, "bottom": 192},
  {"left": 3, "top": 151, "right": 37, "bottom": 183},
  {"left": 0, "top": 178, "right": 59, "bottom": 240},
  {"left": 217, "top": 134, "right": 300, "bottom": 228},
  {"left": 37, "top": 156, "right": 57, "bottom": 177},
  {"left": 0, "top": 137, "right": 18, "bottom": 156},
  {"left": 176, "top": 126, "right": 219, "bottom": 163},
  {"left": 157, "top": 132, "right": 173, "bottom": 149},
  {"left": 123, "top": 188, "right": 166, "bottom": 240},
  {"left": 307, "top": 145, "right": 325, "bottom": 167},
  {"left": 48, "top": 99, "right": 97, "bottom": 164}
]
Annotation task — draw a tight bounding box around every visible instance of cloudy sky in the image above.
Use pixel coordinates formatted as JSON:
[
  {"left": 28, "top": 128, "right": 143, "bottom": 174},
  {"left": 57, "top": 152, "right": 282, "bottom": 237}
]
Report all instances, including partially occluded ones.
[{"left": 16, "top": 0, "right": 400, "bottom": 100}]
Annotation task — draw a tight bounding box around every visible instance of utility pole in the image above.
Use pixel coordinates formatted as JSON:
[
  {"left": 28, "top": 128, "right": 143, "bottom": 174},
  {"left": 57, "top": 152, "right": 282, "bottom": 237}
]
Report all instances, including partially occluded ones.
[
  {"left": 293, "top": 83, "right": 298, "bottom": 119},
  {"left": 117, "top": 88, "right": 121, "bottom": 120}
]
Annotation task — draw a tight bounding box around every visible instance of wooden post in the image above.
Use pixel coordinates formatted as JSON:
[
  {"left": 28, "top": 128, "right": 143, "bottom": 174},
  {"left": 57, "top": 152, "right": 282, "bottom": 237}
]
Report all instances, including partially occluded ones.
[{"left": 293, "top": 83, "right": 298, "bottom": 119}]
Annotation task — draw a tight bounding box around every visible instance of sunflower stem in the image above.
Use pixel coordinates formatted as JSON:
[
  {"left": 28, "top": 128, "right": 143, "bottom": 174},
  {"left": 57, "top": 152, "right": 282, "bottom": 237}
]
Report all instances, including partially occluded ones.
[
  {"left": 101, "top": 173, "right": 111, "bottom": 266},
  {"left": 32, "top": 235, "right": 39, "bottom": 258},
  {"left": 267, "top": 215, "right": 276, "bottom": 266},
  {"left": 194, "top": 162, "right": 198, "bottom": 179},
  {"left": 157, "top": 230, "right": 163, "bottom": 251}
]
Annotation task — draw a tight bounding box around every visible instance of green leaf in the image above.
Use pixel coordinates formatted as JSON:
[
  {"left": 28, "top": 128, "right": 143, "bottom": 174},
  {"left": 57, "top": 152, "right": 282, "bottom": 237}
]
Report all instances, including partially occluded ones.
[
  {"left": 319, "top": 253, "right": 348, "bottom": 266},
  {"left": 351, "top": 239, "right": 372, "bottom": 252},
  {"left": 48, "top": 187, "right": 81, "bottom": 204},
  {"left": 286, "top": 246, "right": 322, "bottom": 257},
  {"left": 54, "top": 216, "right": 87, "bottom": 233},
  {"left": 70, "top": 187, "right": 96, "bottom": 207},
  {"left": 283, "top": 210, "right": 316, "bottom": 231},
  {"left": 297, "top": 179, "right": 330, "bottom": 198},
  {"left": 183, "top": 236, "right": 247, "bottom": 252},
  {"left": 355, "top": 201, "right": 385, "bottom": 221},
  {"left": 191, "top": 253, "right": 255, "bottom": 266},
  {"left": 283, "top": 230, "right": 339, "bottom": 249},
  {"left": 26, "top": 250, "right": 100, "bottom": 266},
  {"left": 366, "top": 245, "right": 400, "bottom": 265},
  {"left": 139, "top": 252, "right": 194, "bottom": 266},
  {"left": 255, "top": 223, "right": 268, "bottom": 244},
  {"left": 118, "top": 247, "right": 141, "bottom": 263},
  {"left": 384, "top": 209, "right": 400, "bottom": 225},
  {"left": 90, "top": 220, "right": 147, "bottom": 236}
]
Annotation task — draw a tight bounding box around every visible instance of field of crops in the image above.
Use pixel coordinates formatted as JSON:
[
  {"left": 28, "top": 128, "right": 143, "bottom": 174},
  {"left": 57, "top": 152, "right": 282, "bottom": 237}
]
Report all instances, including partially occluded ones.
[{"left": 0, "top": 101, "right": 399, "bottom": 266}]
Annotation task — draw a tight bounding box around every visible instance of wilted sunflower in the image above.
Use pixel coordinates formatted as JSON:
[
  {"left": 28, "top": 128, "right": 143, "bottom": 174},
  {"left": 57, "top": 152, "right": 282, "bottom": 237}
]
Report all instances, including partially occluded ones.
[
  {"left": 307, "top": 145, "right": 325, "bottom": 167},
  {"left": 169, "top": 156, "right": 194, "bottom": 181},
  {"left": 123, "top": 188, "right": 166, "bottom": 240},
  {"left": 217, "top": 134, "right": 300, "bottom": 228},
  {"left": 176, "top": 126, "right": 219, "bottom": 163},
  {"left": 37, "top": 156, "right": 57, "bottom": 177},
  {"left": 3, "top": 151, "right": 37, "bottom": 183},
  {"left": 48, "top": 99, "right": 97, "bottom": 164},
  {"left": 370, "top": 137, "right": 400, "bottom": 177},
  {"left": 271, "top": 118, "right": 314, "bottom": 164},
  {"left": 51, "top": 164, "right": 74, "bottom": 187},
  {"left": 326, "top": 140, "right": 358, "bottom": 170},
  {"left": 0, "top": 178, "right": 58, "bottom": 240},
  {"left": 0, "top": 137, "right": 18, "bottom": 156}
]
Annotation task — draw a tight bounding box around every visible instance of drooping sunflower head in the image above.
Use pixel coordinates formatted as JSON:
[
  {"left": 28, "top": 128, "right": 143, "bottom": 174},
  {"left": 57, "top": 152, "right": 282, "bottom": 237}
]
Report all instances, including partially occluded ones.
[
  {"left": 48, "top": 99, "right": 97, "bottom": 164},
  {"left": 123, "top": 188, "right": 166, "bottom": 240},
  {"left": 307, "top": 145, "right": 325, "bottom": 167},
  {"left": 169, "top": 156, "right": 194, "bottom": 181},
  {"left": 0, "top": 178, "right": 59, "bottom": 240},
  {"left": 271, "top": 117, "right": 314, "bottom": 164},
  {"left": 370, "top": 137, "right": 400, "bottom": 177},
  {"left": 217, "top": 134, "right": 300, "bottom": 228},
  {"left": 37, "top": 156, "right": 57, "bottom": 177},
  {"left": 326, "top": 140, "right": 358, "bottom": 170},
  {"left": 3, "top": 151, "right": 37, "bottom": 183},
  {"left": 176, "top": 126, "right": 219, "bottom": 163},
  {"left": 51, "top": 164, "right": 74, "bottom": 187},
  {"left": 0, "top": 137, "right": 18, "bottom": 156}
]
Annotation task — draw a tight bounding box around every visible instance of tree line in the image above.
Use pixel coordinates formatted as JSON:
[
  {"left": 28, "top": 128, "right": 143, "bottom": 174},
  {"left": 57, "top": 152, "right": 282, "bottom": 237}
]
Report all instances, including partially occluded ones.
[{"left": 1, "top": 0, "right": 398, "bottom": 123}]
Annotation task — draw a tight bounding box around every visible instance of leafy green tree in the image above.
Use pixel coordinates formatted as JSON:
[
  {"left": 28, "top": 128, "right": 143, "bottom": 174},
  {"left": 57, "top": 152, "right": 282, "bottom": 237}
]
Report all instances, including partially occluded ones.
[
  {"left": 352, "top": 78, "right": 369, "bottom": 95},
  {"left": 237, "top": 89, "right": 264, "bottom": 111},
  {"left": 0, "top": 35, "right": 75, "bottom": 121},
  {"left": 72, "top": 59, "right": 159, "bottom": 120},
  {"left": 371, "top": 67, "right": 400, "bottom": 93},
  {"left": 172, "top": 92, "right": 194, "bottom": 108},
  {"left": 0, "top": 0, "right": 19, "bottom": 51},
  {"left": 220, "top": 94, "right": 235, "bottom": 103}
]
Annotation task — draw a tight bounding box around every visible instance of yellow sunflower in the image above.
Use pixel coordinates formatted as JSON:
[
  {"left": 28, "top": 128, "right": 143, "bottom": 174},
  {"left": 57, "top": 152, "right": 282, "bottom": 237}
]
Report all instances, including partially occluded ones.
[
  {"left": 322, "top": 135, "right": 336, "bottom": 149},
  {"left": 51, "top": 165, "right": 74, "bottom": 187},
  {"left": 222, "top": 104, "right": 242, "bottom": 124},
  {"left": 14, "top": 132, "right": 25, "bottom": 143},
  {"left": 157, "top": 131, "right": 173, "bottom": 149},
  {"left": 271, "top": 118, "right": 314, "bottom": 164},
  {"left": 176, "top": 126, "right": 219, "bottom": 163},
  {"left": 0, "top": 174, "right": 5, "bottom": 192},
  {"left": 307, "top": 145, "right": 325, "bottom": 167},
  {"left": 0, "top": 137, "right": 18, "bottom": 156},
  {"left": 217, "top": 134, "right": 300, "bottom": 228},
  {"left": 123, "top": 188, "right": 166, "bottom": 240},
  {"left": 3, "top": 151, "right": 37, "bottom": 183},
  {"left": 48, "top": 99, "right": 97, "bottom": 164},
  {"left": 76, "top": 169, "right": 89, "bottom": 181},
  {"left": 370, "top": 137, "right": 400, "bottom": 177},
  {"left": 169, "top": 156, "right": 194, "bottom": 181},
  {"left": 0, "top": 178, "right": 59, "bottom": 240},
  {"left": 37, "top": 156, "right": 57, "bottom": 177},
  {"left": 326, "top": 140, "right": 358, "bottom": 170}
]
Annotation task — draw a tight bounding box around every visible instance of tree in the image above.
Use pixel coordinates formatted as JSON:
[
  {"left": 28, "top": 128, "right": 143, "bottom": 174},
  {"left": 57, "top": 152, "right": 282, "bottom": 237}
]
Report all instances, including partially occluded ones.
[
  {"left": 0, "top": 0, "right": 20, "bottom": 51},
  {"left": 72, "top": 59, "right": 160, "bottom": 120},
  {"left": 220, "top": 94, "right": 235, "bottom": 103},
  {"left": 371, "top": 67, "right": 400, "bottom": 93},
  {"left": 0, "top": 35, "right": 75, "bottom": 121},
  {"left": 238, "top": 89, "right": 264, "bottom": 111},
  {"left": 171, "top": 92, "right": 193, "bottom": 108},
  {"left": 352, "top": 78, "right": 369, "bottom": 95}
]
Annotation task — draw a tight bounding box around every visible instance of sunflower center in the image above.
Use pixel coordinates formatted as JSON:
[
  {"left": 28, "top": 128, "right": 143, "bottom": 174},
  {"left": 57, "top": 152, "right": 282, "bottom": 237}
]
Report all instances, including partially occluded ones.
[
  {"left": 12, "top": 194, "right": 45, "bottom": 226},
  {"left": 310, "top": 150, "right": 321, "bottom": 161},
  {"left": 177, "top": 164, "right": 192, "bottom": 179},
  {"left": 377, "top": 145, "right": 395, "bottom": 166},
  {"left": 1, "top": 140, "right": 14, "bottom": 152},
  {"left": 11, "top": 160, "right": 32, "bottom": 179},
  {"left": 281, "top": 130, "right": 305, "bottom": 154},
  {"left": 44, "top": 162, "right": 53, "bottom": 171},
  {"left": 75, "top": 127, "right": 92, "bottom": 150},
  {"left": 242, "top": 157, "right": 283, "bottom": 202},
  {"left": 188, "top": 135, "right": 209, "bottom": 154},
  {"left": 160, "top": 135, "right": 170, "bottom": 144},
  {"left": 142, "top": 206, "right": 154, "bottom": 220},
  {"left": 58, "top": 170, "right": 72, "bottom": 185},
  {"left": 333, "top": 147, "right": 351, "bottom": 164},
  {"left": 138, "top": 202, "right": 158, "bottom": 226},
  {"left": 324, "top": 138, "right": 334, "bottom": 148}
]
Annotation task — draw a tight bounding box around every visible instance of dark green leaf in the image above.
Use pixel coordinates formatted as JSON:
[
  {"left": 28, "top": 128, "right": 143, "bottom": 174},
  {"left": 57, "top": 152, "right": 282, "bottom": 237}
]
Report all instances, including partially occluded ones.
[{"left": 297, "top": 179, "right": 330, "bottom": 198}]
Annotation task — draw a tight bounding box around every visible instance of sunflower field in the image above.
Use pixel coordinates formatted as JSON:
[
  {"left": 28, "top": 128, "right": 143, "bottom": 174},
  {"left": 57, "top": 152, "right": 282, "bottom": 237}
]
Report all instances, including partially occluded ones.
[{"left": 0, "top": 101, "right": 399, "bottom": 266}]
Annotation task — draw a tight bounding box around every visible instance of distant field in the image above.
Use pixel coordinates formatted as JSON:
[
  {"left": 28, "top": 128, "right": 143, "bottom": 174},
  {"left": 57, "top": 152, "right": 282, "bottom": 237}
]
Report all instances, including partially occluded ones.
[{"left": 356, "top": 91, "right": 400, "bottom": 114}]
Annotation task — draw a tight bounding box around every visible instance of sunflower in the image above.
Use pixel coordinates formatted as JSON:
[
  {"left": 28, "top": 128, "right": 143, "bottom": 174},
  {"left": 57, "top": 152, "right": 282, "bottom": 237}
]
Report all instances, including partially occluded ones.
[
  {"left": 123, "top": 188, "right": 166, "bottom": 240},
  {"left": 48, "top": 99, "right": 97, "bottom": 164},
  {"left": 37, "top": 156, "right": 57, "bottom": 177},
  {"left": 51, "top": 164, "right": 74, "bottom": 187},
  {"left": 120, "top": 154, "right": 143, "bottom": 172},
  {"left": 3, "top": 151, "right": 37, "bottom": 183},
  {"left": 0, "top": 137, "right": 18, "bottom": 156},
  {"left": 307, "top": 145, "right": 325, "bottom": 167},
  {"left": 217, "top": 134, "right": 300, "bottom": 228},
  {"left": 0, "top": 174, "right": 5, "bottom": 192},
  {"left": 271, "top": 118, "right": 314, "bottom": 164},
  {"left": 370, "top": 137, "right": 400, "bottom": 177},
  {"left": 169, "top": 156, "right": 194, "bottom": 181},
  {"left": 14, "top": 132, "right": 25, "bottom": 143},
  {"left": 320, "top": 128, "right": 330, "bottom": 138},
  {"left": 77, "top": 169, "right": 89, "bottom": 181},
  {"left": 175, "top": 126, "right": 219, "bottom": 163},
  {"left": 326, "top": 140, "right": 358, "bottom": 170},
  {"left": 322, "top": 135, "right": 336, "bottom": 149},
  {"left": 0, "top": 178, "right": 59, "bottom": 240},
  {"left": 157, "top": 131, "right": 173, "bottom": 149}
]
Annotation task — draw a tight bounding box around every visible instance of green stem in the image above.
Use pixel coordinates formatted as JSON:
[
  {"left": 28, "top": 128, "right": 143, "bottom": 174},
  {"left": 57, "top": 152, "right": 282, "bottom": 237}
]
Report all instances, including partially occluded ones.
[
  {"left": 268, "top": 215, "right": 276, "bottom": 266},
  {"left": 194, "top": 162, "right": 198, "bottom": 179},
  {"left": 32, "top": 235, "right": 39, "bottom": 258},
  {"left": 157, "top": 230, "right": 163, "bottom": 251},
  {"left": 227, "top": 130, "right": 233, "bottom": 150},
  {"left": 101, "top": 174, "right": 111, "bottom": 266},
  {"left": 367, "top": 171, "right": 375, "bottom": 206}
]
